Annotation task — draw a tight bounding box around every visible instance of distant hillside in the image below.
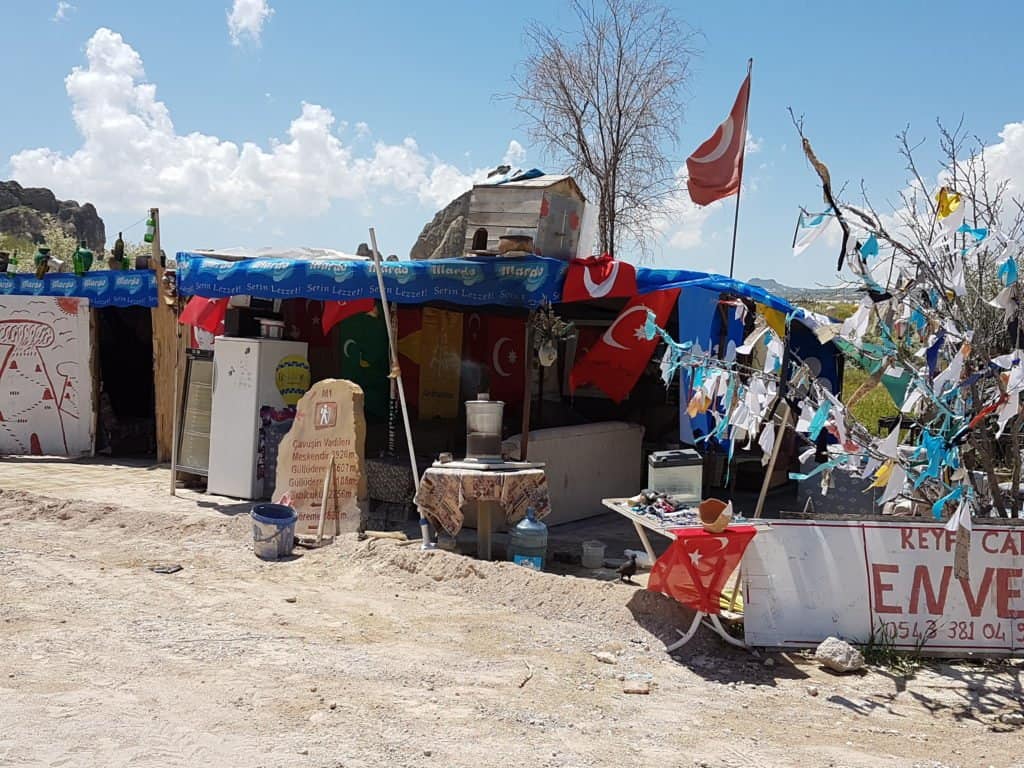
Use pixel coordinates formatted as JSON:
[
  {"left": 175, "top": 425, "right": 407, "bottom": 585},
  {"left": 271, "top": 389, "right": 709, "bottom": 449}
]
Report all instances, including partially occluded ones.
[
  {"left": 0, "top": 180, "right": 105, "bottom": 252},
  {"left": 748, "top": 277, "right": 857, "bottom": 303}
]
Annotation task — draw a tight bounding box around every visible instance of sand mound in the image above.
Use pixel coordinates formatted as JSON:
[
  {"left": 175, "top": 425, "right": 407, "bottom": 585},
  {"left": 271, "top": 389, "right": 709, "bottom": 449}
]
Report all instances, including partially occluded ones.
[{"left": 346, "top": 536, "right": 715, "bottom": 652}]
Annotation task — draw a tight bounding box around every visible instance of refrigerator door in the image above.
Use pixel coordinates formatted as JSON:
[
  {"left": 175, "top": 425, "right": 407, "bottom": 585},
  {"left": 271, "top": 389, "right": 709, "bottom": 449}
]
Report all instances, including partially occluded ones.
[{"left": 207, "top": 338, "right": 308, "bottom": 499}]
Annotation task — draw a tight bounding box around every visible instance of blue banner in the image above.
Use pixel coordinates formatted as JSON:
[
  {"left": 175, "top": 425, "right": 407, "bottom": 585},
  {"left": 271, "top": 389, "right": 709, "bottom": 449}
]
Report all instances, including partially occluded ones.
[
  {"left": 0, "top": 270, "right": 158, "bottom": 308},
  {"left": 176, "top": 253, "right": 567, "bottom": 308}
]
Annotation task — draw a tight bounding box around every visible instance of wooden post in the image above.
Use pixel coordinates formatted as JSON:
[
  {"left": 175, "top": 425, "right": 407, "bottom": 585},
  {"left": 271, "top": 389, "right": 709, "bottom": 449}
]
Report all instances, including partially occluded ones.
[
  {"left": 519, "top": 316, "right": 534, "bottom": 462},
  {"left": 149, "top": 208, "right": 177, "bottom": 464},
  {"left": 753, "top": 400, "right": 792, "bottom": 520}
]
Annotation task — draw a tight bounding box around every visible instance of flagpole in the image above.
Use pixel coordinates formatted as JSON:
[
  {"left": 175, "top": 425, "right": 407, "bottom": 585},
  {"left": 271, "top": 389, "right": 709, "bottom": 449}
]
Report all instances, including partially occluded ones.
[{"left": 727, "top": 58, "right": 753, "bottom": 280}]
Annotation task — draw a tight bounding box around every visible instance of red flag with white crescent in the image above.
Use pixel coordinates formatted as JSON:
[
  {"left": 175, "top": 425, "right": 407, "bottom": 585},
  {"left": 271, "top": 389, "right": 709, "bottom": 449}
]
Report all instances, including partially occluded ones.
[
  {"left": 686, "top": 71, "right": 751, "bottom": 206},
  {"left": 484, "top": 315, "right": 526, "bottom": 404},
  {"left": 568, "top": 289, "right": 679, "bottom": 402},
  {"left": 178, "top": 296, "right": 229, "bottom": 334},
  {"left": 562, "top": 254, "right": 637, "bottom": 302},
  {"left": 648, "top": 526, "right": 757, "bottom": 613},
  {"left": 321, "top": 298, "right": 375, "bottom": 334}
]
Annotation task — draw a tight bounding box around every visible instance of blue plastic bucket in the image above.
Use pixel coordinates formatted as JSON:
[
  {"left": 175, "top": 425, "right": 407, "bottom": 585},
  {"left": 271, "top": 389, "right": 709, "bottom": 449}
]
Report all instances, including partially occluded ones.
[{"left": 251, "top": 503, "right": 297, "bottom": 560}]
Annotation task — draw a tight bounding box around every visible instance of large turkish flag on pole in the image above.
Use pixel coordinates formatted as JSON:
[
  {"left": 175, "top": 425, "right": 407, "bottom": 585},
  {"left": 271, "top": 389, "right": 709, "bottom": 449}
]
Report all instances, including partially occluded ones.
[
  {"left": 569, "top": 288, "right": 679, "bottom": 403},
  {"left": 686, "top": 70, "right": 751, "bottom": 206}
]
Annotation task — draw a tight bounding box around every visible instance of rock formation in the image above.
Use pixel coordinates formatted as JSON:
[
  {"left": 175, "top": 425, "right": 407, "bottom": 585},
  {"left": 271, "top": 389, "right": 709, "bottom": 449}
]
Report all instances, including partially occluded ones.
[
  {"left": 0, "top": 180, "right": 106, "bottom": 251},
  {"left": 409, "top": 189, "right": 470, "bottom": 260}
]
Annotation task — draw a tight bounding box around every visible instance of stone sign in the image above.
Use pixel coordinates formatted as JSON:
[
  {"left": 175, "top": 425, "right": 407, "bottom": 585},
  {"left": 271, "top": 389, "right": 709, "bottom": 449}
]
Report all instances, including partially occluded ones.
[{"left": 274, "top": 379, "right": 367, "bottom": 537}]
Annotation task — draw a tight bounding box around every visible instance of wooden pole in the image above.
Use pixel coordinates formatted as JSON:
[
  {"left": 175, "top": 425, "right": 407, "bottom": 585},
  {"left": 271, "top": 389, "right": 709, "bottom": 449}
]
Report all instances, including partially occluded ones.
[
  {"left": 148, "top": 208, "right": 178, "bottom": 468},
  {"left": 727, "top": 58, "right": 753, "bottom": 280},
  {"left": 519, "top": 316, "right": 534, "bottom": 462},
  {"left": 753, "top": 400, "right": 791, "bottom": 520},
  {"left": 368, "top": 229, "right": 428, "bottom": 545}
]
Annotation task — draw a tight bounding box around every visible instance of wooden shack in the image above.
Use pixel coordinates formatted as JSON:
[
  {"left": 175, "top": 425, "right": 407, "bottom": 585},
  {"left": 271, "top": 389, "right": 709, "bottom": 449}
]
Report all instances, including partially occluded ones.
[{"left": 463, "top": 175, "right": 586, "bottom": 260}]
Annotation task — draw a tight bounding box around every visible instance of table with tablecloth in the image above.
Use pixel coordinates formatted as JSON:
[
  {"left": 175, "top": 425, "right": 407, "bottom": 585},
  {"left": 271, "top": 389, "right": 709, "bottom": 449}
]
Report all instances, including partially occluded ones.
[{"left": 414, "top": 465, "right": 550, "bottom": 559}]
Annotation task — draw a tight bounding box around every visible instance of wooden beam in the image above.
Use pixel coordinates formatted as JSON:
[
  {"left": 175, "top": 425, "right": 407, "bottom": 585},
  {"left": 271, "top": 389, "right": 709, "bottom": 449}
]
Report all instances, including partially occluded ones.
[{"left": 149, "top": 208, "right": 178, "bottom": 463}]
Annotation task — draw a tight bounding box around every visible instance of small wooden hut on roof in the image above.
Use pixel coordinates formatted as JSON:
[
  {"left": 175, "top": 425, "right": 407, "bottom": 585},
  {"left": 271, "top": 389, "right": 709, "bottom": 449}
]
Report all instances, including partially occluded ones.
[{"left": 464, "top": 174, "right": 585, "bottom": 260}]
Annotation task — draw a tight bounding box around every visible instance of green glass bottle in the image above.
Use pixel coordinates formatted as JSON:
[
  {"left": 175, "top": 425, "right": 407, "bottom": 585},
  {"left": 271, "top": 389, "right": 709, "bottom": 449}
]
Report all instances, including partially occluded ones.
[
  {"left": 72, "top": 241, "right": 93, "bottom": 276},
  {"left": 34, "top": 245, "right": 51, "bottom": 279}
]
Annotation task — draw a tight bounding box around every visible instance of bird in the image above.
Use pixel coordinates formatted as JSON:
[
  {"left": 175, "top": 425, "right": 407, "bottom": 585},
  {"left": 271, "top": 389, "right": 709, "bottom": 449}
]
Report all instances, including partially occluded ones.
[{"left": 617, "top": 553, "right": 639, "bottom": 584}]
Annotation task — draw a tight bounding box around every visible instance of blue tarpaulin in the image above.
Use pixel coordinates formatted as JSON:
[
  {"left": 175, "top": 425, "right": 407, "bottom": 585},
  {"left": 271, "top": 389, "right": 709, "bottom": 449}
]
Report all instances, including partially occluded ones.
[
  {"left": 0, "top": 270, "right": 158, "bottom": 308},
  {"left": 176, "top": 253, "right": 567, "bottom": 308},
  {"left": 636, "top": 267, "right": 796, "bottom": 315}
]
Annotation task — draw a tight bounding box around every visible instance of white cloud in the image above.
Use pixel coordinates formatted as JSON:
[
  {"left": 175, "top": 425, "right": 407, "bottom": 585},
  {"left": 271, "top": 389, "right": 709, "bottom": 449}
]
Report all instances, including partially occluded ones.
[
  {"left": 502, "top": 140, "right": 526, "bottom": 167},
  {"left": 745, "top": 132, "right": 763, "bottom": 155},
  {"left": 354, "top": 121, "right": 371, "bottom": 140},
  {"left": 979, "top": 121, "right": 1024, "bottom": 201},
  {"left": 52, "top": 1, "right": 74, "bottom": 22},
  {"left": 9, "top": 28, "right": 502, "bottom": 218},
  {"left": 656, "top": 166, "right": 720, "bottom": 252},
  {"left": 227, "top": 0, "right": 274, "bottom": 46}
]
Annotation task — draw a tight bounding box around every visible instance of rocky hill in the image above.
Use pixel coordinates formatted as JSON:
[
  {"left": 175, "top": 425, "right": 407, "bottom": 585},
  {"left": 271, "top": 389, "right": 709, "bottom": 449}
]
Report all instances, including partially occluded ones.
[
  {"left": 748, "top": 276, "right": 856, "bottom": 302},
  {"left": 0, "top": 180, "right": 105, "bottom": 251},
  {"left": 409, "top": 190, "right": 469, "bottom": 260}
]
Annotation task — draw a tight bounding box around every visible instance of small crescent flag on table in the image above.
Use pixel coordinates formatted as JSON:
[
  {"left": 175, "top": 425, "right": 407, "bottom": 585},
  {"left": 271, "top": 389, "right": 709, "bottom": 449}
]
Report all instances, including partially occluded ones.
[{"left": 686, "top": 68, "right": 751, "bottom": 207}]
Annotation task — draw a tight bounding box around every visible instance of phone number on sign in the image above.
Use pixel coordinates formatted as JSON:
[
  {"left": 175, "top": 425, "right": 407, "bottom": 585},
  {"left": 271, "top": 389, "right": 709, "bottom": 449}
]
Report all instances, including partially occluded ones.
[{"left": 877, "top": 619, "right": 1024, "bottom": 645}]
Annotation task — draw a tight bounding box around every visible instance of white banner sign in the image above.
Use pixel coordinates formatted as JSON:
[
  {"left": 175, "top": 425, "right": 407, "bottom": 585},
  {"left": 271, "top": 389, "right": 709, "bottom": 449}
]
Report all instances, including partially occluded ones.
[{"left": 744, "top": 520, "right": 1024, "bottom": 655}]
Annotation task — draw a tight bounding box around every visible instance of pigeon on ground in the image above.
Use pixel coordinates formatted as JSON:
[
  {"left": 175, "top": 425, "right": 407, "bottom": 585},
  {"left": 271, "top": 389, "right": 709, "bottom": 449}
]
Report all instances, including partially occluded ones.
[{"left": 617, "top": 553, "right": 638, "bottom": 584}]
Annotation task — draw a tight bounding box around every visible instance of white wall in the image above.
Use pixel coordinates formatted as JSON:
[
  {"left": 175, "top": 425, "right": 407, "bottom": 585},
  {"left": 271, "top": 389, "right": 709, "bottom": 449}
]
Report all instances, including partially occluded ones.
[{"left": 0, "top": 296, "right": 94, "bottom": 457}]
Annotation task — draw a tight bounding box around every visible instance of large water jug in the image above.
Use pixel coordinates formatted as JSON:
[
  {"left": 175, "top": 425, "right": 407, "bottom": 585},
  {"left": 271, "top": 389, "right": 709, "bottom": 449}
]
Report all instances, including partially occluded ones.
[{"left": 507, "top": 507, "right": 547, "bottom": 571}]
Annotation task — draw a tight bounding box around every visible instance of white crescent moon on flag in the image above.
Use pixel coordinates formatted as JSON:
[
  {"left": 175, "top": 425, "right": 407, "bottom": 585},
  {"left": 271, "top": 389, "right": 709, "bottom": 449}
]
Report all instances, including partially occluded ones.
[
  {"left": 690, "top": 117, "right": 735, "bottom": 164},
  {"left": 582, "top": 261, "right": 621, "bottom": 298},
  {"left": 343, "top": 339, "right": 356, "bottom": 358},
  {"left": 492, "top": 337, "right": 512, "bottom": 377},
  {"left": 602, "top": 305, "right": 650, "bottom": 350}
]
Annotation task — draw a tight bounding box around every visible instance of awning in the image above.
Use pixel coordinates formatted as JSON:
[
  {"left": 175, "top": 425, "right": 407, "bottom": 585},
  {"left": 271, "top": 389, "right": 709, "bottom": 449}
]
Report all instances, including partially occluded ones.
[
  {"left": 175, "top": 253, "right": 567, "bottom": 309},
  {"left": 0, "top": 270, "right": 158, "bottom": 308}
]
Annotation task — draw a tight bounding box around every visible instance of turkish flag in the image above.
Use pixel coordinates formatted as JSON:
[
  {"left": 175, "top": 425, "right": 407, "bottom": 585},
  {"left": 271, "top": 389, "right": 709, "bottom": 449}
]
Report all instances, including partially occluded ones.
[
  {"left": 562, "top": 254, "right": 637, "bottom": 302},
  {"left": 178, "top": 296, "right": 228, "bottom": 333},
  {"left": 686, "top": 71, "right": 751, "bottom": 206},
  {"left": 484, "top": 315, "right": 526, "bottom": 404},
  {"left": 648, "top": 526, "right": 757, "bottom": 613},
  {"left": 322, "top": 298, "right": 375, "bottom": 334},
  {"left": 569, "top": 289, "right": 679, "bottom": 402}
]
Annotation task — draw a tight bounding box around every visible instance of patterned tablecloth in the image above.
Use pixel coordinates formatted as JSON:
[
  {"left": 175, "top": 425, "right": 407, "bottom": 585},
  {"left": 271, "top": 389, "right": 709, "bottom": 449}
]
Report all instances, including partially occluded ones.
[{"left": 414, "top": 467, "right": 550, "bottom": 536}]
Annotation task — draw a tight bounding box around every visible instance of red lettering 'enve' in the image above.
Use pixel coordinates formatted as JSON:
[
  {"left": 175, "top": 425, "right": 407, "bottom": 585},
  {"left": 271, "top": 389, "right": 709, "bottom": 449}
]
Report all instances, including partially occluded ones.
[
  {"left": 872, "top": 564, "right": 902, "bottom": 614},
  {"left": 996, "top": 568, "right": 1024, "bottom": 619},
  {"left": 908, "top": 565, "right": 951, "bottom": 615}
]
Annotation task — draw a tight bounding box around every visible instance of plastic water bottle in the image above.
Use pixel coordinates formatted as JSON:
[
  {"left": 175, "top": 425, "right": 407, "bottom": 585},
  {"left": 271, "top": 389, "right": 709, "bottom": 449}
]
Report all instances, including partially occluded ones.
[{"left": 507, "top": 507, "right": 547, "bottom": 571}]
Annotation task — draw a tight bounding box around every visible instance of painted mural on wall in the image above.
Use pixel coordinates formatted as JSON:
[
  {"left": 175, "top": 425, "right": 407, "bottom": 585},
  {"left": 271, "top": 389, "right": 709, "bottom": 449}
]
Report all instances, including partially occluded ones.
[{"left": 0, "top": 295, "right": 93, "bottom": 457}]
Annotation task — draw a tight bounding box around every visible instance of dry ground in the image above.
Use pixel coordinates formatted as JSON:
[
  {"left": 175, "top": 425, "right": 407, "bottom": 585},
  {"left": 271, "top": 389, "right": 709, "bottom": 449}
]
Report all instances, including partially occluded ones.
[{"left": 0, "top": 461, "right": 1022, "bottom": 768}]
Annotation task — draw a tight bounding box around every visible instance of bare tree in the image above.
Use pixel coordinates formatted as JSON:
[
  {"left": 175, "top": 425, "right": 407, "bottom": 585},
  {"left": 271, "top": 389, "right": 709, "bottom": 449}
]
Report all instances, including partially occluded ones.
[
  {"left": 792, "top": 110, "right": 1024, "bottom": 518},
  {"left": 511, "top": 0, "right": 697, "bottom": 257}
]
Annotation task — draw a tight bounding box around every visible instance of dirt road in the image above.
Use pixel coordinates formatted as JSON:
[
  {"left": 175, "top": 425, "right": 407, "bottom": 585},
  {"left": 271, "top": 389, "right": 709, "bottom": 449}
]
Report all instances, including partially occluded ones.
[{"left": 0, "top": 482, "right": 1022, "bottom": 768}]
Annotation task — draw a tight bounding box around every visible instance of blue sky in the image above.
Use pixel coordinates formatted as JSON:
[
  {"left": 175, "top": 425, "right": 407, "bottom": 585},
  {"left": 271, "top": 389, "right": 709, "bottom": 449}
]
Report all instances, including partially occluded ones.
[{"left": 2, "top": 0, "right": 1023, "bottom": 287}]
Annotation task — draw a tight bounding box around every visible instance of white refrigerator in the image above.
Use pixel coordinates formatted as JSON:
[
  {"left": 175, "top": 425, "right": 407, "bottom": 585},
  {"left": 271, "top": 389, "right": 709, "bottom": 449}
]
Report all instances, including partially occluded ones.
[{"left": 207, "top": 337, "right": 308, "bottom": 500}]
